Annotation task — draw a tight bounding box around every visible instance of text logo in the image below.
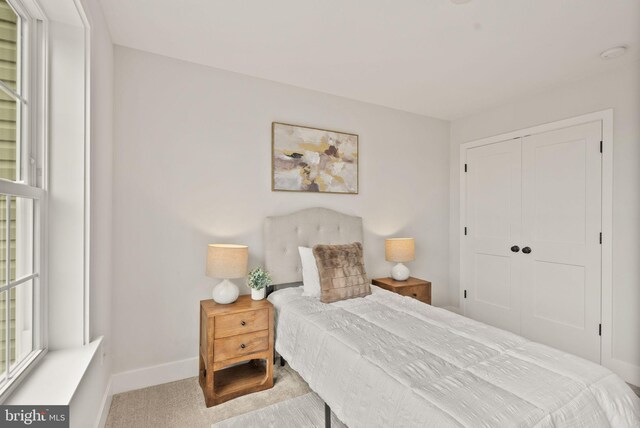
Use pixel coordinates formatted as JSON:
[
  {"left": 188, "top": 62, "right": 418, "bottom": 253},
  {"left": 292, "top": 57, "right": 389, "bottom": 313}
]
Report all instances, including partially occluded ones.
[{"left": 0, "top": 406, "right": 68, "bottom": 427}]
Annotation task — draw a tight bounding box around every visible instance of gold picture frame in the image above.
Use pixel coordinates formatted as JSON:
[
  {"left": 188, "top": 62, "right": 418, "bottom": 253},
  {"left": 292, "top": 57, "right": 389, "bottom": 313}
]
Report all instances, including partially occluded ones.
[{"left": 271, "top": 122, "right": 359, "bottom": 194}]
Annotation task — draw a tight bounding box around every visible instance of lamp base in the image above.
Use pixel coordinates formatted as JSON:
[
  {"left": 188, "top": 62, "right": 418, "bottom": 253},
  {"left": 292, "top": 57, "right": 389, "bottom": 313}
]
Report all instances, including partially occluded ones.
[
  {"left": 212, "top": 279, "right": 239, "bottom": 304},
  {"left": 390, "top": 263, "right": 410, "bottom": 281}
]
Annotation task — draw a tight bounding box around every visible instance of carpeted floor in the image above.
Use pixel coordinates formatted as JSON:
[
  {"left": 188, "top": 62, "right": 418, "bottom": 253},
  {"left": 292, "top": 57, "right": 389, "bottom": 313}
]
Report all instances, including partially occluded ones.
[
  {"left": 105, "top": 364, "right": 310, "bottom": 428},
  {"left": 105, "top": 364, "right": 640, "bottom": 428},
  {"left": 212, "top": 392, "right": 347, "bottom": 428}
]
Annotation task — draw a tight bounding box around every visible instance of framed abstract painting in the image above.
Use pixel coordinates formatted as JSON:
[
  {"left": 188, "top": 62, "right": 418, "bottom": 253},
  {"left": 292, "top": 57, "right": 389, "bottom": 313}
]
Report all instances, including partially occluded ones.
[{"left": 271, "top": 122, "right": 358, "bottom": 194}]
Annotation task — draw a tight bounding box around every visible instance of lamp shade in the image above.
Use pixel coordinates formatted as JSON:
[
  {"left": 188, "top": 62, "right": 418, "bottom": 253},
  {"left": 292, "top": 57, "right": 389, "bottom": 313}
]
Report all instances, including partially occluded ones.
[
  {"left": 206, "top": 244, "right": 249, "bottom": 279},
  {"left": 385, "top": 238, "right": 415, "bottom": 263}
]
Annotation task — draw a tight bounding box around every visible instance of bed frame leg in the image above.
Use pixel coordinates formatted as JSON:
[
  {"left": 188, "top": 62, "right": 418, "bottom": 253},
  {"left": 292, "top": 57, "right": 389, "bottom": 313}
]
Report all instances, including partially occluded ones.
[
  {"left": 280, "top": 356, "right": 286, "bottom": 367},
  {"left": 325, "top": 402, "right": 331, "bottom": 428}
]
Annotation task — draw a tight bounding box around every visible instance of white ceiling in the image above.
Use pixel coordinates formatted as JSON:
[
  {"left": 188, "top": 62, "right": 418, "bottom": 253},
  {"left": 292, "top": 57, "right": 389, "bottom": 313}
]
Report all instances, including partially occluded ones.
[{"left": 99, "top": 0, "right": 639, "bottom": 120}]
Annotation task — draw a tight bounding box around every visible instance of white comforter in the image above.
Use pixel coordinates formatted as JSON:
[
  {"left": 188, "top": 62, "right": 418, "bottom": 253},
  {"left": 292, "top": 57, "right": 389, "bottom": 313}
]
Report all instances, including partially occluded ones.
[{"left": 269, "top": 286, "right": 640, "bottom": 428}]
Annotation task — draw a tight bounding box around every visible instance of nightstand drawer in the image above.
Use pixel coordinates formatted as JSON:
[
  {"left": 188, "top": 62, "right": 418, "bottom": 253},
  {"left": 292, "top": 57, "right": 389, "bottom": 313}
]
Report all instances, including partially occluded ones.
[
  {"left": 215, "top": 309, "right": 269, "bottom": 339},
  {"left": 397, "top": 285, "right": 431, "bottom": 304},
  {"left": 214, "top": 330, "right": 269, "bottom": 361},
  {"left": 372, "top": 277, "right": 432, "bottom": 305}
]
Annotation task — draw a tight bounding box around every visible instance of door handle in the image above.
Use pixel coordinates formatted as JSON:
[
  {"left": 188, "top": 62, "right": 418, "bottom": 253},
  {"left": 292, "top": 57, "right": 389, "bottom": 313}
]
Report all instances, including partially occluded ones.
[
  {"left": 522, "top": 247, "right": 532, "bottom": 254},
  {"left": 510, "top": 245, "right": 520, "bottom": 253}
]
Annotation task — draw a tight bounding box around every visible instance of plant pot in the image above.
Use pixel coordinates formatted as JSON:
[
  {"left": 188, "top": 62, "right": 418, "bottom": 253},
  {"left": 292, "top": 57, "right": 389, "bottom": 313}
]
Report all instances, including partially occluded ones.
[{"left": 251, "top": 288, "right": 266, "bottom": 301}]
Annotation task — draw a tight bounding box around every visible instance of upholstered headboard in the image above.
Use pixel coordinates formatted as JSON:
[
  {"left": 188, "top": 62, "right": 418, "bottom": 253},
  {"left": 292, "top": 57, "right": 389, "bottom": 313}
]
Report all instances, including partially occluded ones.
[{"left": 264, "top": 207, "right": 364, "bottom": 286}]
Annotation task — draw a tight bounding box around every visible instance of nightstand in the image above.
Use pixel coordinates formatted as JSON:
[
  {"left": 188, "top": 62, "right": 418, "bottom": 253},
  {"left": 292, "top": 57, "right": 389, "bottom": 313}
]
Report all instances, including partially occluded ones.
[
  {"left": 199, "top": 296, "right": 274, "bottom": 407},
  {"left": 372, "top": 277, "right": 431, "bottom": 304}
]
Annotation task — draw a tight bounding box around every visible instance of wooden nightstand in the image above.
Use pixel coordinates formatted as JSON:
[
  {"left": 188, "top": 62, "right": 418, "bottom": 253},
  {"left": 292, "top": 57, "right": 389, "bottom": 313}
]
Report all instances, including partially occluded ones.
[
  {"left": 199, "top": 296, "right": 274, "bottom": 407},
  {"left": 372, "top": 277, "right": 431, "bottom": 305}
]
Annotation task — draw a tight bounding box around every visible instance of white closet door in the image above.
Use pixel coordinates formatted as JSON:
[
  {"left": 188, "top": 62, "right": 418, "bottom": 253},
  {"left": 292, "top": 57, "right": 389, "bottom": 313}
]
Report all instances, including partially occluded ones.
[
  {"left": 520, "top": 121, "right": 602, "bottom": 362},
  {"left": 463, "top": 139, "right": 522, "bottom": 334}
]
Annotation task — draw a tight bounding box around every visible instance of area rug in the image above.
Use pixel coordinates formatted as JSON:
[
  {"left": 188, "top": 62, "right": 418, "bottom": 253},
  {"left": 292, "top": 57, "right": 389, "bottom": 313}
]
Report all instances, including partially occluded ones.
[{"left": 212, "top": 392, "right": 346, "bottom": 428}]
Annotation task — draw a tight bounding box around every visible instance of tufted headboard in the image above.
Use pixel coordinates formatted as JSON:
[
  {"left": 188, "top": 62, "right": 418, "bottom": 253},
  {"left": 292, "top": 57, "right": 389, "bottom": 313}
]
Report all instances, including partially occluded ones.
[{"left": 264, "top": 207, "right": 364, "bottom": 286}]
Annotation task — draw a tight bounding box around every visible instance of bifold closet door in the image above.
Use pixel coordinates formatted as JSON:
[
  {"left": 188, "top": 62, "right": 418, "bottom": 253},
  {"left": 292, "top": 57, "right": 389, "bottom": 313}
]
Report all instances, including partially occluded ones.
[
  {"left": 520, "top": 122, "right": 602, "bottom": 363},
  {"left": 463, "top": 138, "right": 522, "bottom": 334}
]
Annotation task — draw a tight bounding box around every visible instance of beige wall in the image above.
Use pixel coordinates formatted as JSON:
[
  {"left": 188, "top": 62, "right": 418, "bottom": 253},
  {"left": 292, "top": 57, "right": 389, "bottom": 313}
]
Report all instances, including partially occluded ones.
[
  {"left": 449, "top": 61, "right": 640, "bottom": 384},
  {"left": 112, "top": 46, "right": 451, "bottom": 376}
]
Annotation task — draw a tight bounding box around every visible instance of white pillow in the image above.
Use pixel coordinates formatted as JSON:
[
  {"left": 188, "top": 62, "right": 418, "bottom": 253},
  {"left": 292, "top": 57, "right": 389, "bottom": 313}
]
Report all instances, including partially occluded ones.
[{"left": 298, "top": 246, "right": 321, "bottom": 297}]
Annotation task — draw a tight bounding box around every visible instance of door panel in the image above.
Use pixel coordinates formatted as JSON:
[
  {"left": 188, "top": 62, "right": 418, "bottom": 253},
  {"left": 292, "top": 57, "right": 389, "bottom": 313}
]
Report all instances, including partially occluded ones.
[
  {"left": 474, "top": 151, "right": 513, "bottom": 239},
  {"left": 463, "top": 139, "right": 522, "bottom": 334},
  {"left": 521, "top": 121, "right": 602, "bottom": 362},
  {"left": 532, "top": 261, "right": 585, "bottom": 329},
  {"left": 475, "top": 253, "right": 512, "bottom": 309},
  {"left": 532, "top": 139, "right": 587, "bottom": 244}
]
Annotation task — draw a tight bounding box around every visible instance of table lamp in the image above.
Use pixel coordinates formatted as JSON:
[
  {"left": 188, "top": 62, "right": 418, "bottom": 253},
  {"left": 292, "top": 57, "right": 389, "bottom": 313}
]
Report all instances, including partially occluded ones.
[
  {"left": 206, "top": 244, "right": 248, "bottom": 304},
  {"left": 385, "top": 238, "right": 415, "bottom": 281}
]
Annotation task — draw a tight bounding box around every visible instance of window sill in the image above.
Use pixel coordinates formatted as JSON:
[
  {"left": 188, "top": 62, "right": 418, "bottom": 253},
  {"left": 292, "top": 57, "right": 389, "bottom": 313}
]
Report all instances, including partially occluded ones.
[{"left": 5, "top": 337, "right": 103, "bottom": 405}]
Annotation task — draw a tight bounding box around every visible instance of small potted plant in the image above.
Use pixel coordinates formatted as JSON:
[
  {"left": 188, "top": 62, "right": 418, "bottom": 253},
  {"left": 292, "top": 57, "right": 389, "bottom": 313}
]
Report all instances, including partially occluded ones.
[{"left": 247, "top": 266, "right": 272, "bottom": 300}]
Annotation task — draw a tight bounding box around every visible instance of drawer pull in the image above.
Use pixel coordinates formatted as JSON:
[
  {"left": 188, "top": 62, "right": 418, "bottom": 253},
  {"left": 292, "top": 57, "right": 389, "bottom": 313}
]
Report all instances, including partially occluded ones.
[
  {"left": 240, "top": 343, "right": 246, "bottom": 349},
  {"left": 240, "top": 321, "right": 246, "bottom": 326},
  {"left": 412, "top": 293, "right": 417, "bottom": 297}
]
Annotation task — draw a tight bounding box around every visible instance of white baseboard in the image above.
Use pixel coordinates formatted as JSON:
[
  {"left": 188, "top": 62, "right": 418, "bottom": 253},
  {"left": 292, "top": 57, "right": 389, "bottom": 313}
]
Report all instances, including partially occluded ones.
[
  {"left": 605, "top": 357, "right": 640, "bottom": 387},
  {"left": 95, "top": 377, "right": 112, "bottom": 428},
  {"left": 442, "top": 305, "right": 463, "bottom": 315},
  {"left": 110, "top": 357, "right": 199, "bottom": 395}
]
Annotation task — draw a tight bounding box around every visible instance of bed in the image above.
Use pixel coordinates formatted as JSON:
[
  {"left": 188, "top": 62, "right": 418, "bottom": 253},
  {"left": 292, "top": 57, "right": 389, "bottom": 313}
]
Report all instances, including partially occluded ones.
[{"left": 264, "top": 208, "right": 640, "bottom": 428}]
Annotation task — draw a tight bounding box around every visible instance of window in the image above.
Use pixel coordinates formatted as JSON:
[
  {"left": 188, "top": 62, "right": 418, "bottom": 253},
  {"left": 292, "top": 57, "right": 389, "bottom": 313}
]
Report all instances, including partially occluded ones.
[{"left": 0, "top": 0, "right": 45, "bottom": 396}]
